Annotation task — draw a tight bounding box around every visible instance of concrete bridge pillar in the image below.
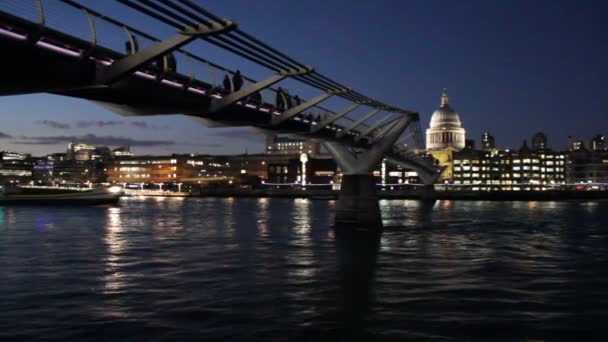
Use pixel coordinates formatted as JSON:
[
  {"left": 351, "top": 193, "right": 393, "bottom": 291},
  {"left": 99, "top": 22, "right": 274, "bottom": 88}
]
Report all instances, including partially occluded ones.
[
  {"left": 335, "top": 174, "right": 382, "bottom": 228},
  {"left": 324, "top": 114, "right": 416, "bottom": 228},
  {"left": 420, "top": 184, "right": 436, "bottom": 201}
]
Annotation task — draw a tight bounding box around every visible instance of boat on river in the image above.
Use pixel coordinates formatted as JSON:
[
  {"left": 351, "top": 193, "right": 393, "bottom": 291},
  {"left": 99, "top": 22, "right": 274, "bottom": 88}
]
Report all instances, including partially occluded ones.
[{"left": 0, "top": 185, "right": 123, "bottom": 205}]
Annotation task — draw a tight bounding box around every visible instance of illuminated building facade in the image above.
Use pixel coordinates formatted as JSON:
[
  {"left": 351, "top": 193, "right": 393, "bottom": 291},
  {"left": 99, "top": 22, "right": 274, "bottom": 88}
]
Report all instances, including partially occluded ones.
[
  {"left": 267, "top": 155, "right": 337, "bottom": 185},
  {"left": 0, "top": 151, "right": 33, "bottom": 183},
  {"left": 265, "top": 134, "right": 320, "bottom": 156},
  {"left": 452, "top": 140, "right": 566, "bottom": 191},
  {"left": 108, "top": 155, "right": 211, "bottom": 184},
  {"left": 425, "top": 89, "right": 466, "bottom": 180}
]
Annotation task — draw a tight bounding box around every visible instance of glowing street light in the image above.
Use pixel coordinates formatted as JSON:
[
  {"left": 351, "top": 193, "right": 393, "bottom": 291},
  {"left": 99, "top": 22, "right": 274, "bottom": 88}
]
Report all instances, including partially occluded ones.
[{"left": 300, "top": 153, "right": 308, "bottom": 188}]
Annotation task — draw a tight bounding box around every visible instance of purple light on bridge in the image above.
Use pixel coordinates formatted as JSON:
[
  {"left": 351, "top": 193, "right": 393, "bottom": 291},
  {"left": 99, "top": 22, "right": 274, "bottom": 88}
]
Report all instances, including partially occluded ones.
[
  {"left": 160, "top": 79, "right": 183, "bottom": 88},
  {"left": 245, "top": 104, "right": 257, "bottom": 109},
  {"left": 36, "top": 41, "right": 81, "bottom": 58},
  {"left": 211, "top": 94, "right": 223, "bottom": 99},
  {"left": 134, "top": 71, "right": 156, "bottom": 80},
  {"left": 0, "top": 27, "right": 26, "bottom": 40},
  {"left": 187, "top": 87, "right": 206, "bottom": 95}
]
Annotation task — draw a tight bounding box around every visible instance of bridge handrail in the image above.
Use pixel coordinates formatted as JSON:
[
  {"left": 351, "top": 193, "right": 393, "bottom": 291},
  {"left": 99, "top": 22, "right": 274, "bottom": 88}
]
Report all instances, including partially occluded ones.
[{"left": 0, "top": 0, "right": 426, "bottom": 149}]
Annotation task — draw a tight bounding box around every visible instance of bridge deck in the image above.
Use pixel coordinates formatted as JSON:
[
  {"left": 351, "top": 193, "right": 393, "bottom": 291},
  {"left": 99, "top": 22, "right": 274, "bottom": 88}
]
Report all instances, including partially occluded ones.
[{"left": 0, "top": 0, "right": 438, "bottom": 179}]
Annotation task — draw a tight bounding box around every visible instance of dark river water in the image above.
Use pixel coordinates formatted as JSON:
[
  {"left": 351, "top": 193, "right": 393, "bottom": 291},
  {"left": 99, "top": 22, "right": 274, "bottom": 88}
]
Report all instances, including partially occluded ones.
[{"left": 1, "top": 197, "right": 608, "bottom": 341}]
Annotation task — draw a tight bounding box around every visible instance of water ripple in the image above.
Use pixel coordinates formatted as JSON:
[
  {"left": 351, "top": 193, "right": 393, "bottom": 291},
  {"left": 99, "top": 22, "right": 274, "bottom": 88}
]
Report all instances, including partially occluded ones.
[{"left": 1, "top": 198, "right": 608, "bottom": 340}]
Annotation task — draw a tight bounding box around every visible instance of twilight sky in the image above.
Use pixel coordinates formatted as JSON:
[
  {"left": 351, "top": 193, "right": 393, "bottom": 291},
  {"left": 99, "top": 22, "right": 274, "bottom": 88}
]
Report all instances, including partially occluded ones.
[{"left": 0, "top": 0, "right": 606, "bottom": 156}]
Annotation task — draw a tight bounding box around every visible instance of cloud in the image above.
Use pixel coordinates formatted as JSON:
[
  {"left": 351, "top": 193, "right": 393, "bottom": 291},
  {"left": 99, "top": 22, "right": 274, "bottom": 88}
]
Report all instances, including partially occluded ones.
[
  {"left": 210, "top": 129, "right": 264, "bottom": 142},
  {"left": 129, "top": 121, "right": 167, "bottom": 129},
  {"left": 15, "top": 134, "right": 175, "bottom": 147},
  {"left": 36, "top": 120, "right": 71, "bottom": 129},
  {"left": 0, "top": 131, "right": 12, "bottom": 138},
  {"left": 34, "top": 120, "right": 167, "bottom": 130},
  {"left": 76, "top": 120, "right": 124, "bottom": 128}
]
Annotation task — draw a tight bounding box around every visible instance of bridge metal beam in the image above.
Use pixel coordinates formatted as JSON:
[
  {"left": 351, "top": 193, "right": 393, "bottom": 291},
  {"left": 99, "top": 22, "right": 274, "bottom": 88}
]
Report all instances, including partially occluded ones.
[
  {"left": 324, "top": 115, "right": 413, "bottom": 176},
  {"left": 209, "top": 66, "right": 313, "bottom": 114},
  {"left": 385, "top": 155, "right": 442, "bottom": 186},
  {"left": 310, "top": 102, "right": 361, "bottom": 133},
  {"left": 336, "top": 108, "right": 381, "bottom": 138},
  {"left": 97, "top": 21, "right": 235, "bottom": 84},
  {"left": 371, "top": 118, "right": 402, "bottom": 144},
  {"left": 395, "top": 131, "right": 414, "bottom": 147},
  {"left": 336, "top": 108, "right": 380, "bottom": 138},
  {"left": 270, "top": 88, "right": 350, "bottom": 126},
  {"left": 354, "top": 112, "right": 395, "bottom": 141}
]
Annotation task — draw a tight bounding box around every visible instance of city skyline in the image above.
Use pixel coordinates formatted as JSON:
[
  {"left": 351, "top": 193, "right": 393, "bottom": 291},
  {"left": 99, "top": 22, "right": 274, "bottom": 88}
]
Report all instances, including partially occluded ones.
[{"left": 0, "top": 0, "right": 606, "bottom": 156}]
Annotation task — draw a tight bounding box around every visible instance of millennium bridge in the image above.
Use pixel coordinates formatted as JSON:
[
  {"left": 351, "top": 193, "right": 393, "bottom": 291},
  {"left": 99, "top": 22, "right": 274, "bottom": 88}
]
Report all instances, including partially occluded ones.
[{"left": 0, "top": 0, "right": 441, "bottom": 227}]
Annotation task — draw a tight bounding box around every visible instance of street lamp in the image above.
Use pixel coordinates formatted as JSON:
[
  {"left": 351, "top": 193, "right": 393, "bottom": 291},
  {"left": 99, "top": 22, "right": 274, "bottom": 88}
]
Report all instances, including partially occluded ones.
[{"left": 300, "top": 153, "right": 308, "bottom": 188}]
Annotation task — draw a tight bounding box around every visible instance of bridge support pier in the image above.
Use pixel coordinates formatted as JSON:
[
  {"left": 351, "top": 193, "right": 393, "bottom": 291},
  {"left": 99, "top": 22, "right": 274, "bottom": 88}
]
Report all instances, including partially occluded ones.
[
  {"left": 335, "top": 174, "right": 382, "bottom": 228},
  {"left": 325, "top": 114, "right": 416, "bottom": 229},
  {"left": 420, "top": 184, "right": 436, "bottom": 201}
]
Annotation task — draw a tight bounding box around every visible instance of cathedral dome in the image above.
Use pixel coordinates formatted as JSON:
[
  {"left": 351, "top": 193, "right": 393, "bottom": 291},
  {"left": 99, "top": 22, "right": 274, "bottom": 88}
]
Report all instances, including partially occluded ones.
[
  {"left": 425, "top": 89, "right": 466, "bottom": 151},
  {"left": 429, "top": 90, "right": 462, "bottom": 129}
]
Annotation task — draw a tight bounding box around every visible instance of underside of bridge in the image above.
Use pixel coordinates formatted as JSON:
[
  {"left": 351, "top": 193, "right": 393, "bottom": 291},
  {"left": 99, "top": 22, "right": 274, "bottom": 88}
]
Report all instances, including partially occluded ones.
[{"left": 0, "top": 0, "right": 441, "bottom": 228}]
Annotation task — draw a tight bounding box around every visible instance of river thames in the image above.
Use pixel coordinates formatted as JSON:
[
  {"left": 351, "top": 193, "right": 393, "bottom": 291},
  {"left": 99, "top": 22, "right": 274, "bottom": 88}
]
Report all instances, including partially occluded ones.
[{"left": 1, "top": 198, "right": 607, "bottom": 341}]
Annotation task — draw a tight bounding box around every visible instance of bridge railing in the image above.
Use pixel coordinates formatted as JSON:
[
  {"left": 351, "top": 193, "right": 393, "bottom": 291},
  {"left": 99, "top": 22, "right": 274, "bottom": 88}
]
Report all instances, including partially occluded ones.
[
  {"left": 1, "top": 0, "right": 410, "bottom": 142},
  {"left": 1, "top": 0, "right": 377, "bottom": 135}
]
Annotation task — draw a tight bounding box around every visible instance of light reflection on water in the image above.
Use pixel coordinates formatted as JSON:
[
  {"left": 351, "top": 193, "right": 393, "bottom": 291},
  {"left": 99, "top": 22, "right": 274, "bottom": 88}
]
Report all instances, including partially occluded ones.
[
  {"left": 103, "top": 207, "right": 125, "bottom": 294},
  {"left": 0, "top": 198, "right": 607, "bottom": 341}
]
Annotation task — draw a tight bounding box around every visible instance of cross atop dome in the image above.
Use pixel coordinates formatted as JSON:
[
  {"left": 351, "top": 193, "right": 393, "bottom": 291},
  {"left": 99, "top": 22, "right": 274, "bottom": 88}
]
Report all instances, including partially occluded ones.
[{"left": 441, "top": 88, "right": 449, "bottom": 107}]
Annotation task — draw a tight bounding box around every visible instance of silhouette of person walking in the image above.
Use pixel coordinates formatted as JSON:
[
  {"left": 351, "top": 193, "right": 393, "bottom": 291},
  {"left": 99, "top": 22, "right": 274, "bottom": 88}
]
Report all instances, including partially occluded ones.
[
  {"left": 294, "top": 95, "right": 302, "bottom": 107},
  {"left": 222, "top": 74, "right": 232, "bottom": 92},
  {"left": 276, "top": 87, "right": 286, "bottom": 110},
  {"left": 232, "top": 70, "right": 243, "bottom": 91},
  {"left": 285, "top": 89, "right": 293, "bottom": 109}
]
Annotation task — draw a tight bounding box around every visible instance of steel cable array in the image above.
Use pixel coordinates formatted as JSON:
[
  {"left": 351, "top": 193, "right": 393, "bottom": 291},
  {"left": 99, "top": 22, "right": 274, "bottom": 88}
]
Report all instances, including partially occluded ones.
[
  {"left": 113, "top": 0, "right": 416, "bottom": 114},
  {"left": 50, "top": 0, "right": 425, "bottom": 149}
]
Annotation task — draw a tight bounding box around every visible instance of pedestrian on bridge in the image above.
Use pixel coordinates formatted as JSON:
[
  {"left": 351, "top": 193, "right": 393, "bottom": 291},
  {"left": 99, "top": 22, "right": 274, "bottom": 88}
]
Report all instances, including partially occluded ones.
[
  {"left": 232, "top": 70, "right": 243, "bottom": 91},
  {"left": 276, "top": 87, "right": 286, "bottom": 110},
  {"left": 294, "top": 95, "right": 302, "bottom": 107},
  {"left": 285, "top": 89, "right": 293, "bottom": 109},
  {"left": 222, "top": 74, "right": 232, "bottom": 92}
]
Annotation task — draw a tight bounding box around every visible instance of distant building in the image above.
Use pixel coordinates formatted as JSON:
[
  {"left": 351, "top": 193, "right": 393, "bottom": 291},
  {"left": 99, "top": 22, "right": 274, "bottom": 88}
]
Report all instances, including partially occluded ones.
[
  {"left": 32, "top": 151, "right": 106, "bottom": 184},
  {"left": 107, "top": 155, "right": 203, "bottom": 184},
  {"left": 267, "top": 154, "right": 337, "bottom": 185},
  {"left": 566, "top": 135, "right": 608, "bottom": 184},
  {"left": 107, "top": 154, "right": 297, "bottom": 186},
  {"left": 266, "top": 134, "right": 320, "bottom": 156},
  {"left": 425, "top": 89, "right": 467, "bottom": 181},
  {"left": 591, "top": 134, "right": 606, "bottom": 151},
  {"left": 0, "top": 151, "right": 33, "bottom": 184},
  {"left": 568, "top": 136, "right": 587, "bottom": 152},
  {"left": 481, "top": 132, "right": 495, "bottom": 150},
  {"left": 452, "top": 140, "right": 566, "bottom": 191},
  {"left": 112, "top": 146, "right": 133, "bottom": 157},
  {"left": 532, "top": 132, "right": 548, "bottom": 151},
  {"left": 65, "top": 143, "right": 112, "bottom": 161}
]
